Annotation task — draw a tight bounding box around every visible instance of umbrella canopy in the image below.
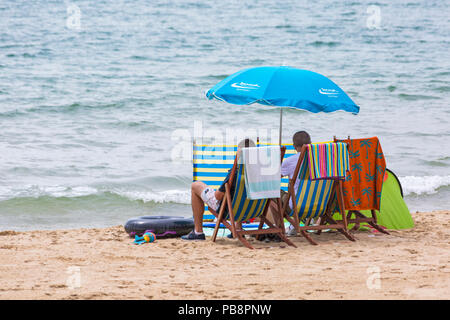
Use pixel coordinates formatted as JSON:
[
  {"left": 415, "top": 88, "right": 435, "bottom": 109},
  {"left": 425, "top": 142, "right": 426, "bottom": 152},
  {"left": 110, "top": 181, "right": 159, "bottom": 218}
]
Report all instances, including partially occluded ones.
[
  {"left": 206, "top": 66, "right": 360, "bottom": 144},
  {"left": 206, "top": 66, "right": 360, "bottom": 114}
]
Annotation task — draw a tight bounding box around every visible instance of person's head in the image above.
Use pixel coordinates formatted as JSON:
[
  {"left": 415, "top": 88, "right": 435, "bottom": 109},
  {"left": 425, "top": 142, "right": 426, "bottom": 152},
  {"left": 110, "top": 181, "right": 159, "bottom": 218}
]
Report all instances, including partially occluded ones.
[
  {"left": 292, "top": 131, "right": 311, "bottom": 151},
  {"left": 237, "top": 138, "right": 256, "bottom": 151},
  {"left": 236, "top": 138, "right": 255, "bottom": 159}
]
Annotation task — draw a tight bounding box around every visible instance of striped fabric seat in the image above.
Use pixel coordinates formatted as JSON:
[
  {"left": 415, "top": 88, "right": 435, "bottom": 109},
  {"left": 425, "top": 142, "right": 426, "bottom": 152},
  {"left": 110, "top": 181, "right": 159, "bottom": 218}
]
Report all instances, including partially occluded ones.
[
  {"left": 227, "top": 164, "right": 269, "bottom": 222},
  {"left": 288, "top": 159, "right": 335, "bottom": 221}
]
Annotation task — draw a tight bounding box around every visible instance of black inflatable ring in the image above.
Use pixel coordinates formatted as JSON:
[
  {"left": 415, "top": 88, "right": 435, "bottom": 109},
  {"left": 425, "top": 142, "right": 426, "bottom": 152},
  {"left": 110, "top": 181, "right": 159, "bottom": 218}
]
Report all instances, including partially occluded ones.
[{"left": 124, "top": 216, "right": 194, "bottom": 239}]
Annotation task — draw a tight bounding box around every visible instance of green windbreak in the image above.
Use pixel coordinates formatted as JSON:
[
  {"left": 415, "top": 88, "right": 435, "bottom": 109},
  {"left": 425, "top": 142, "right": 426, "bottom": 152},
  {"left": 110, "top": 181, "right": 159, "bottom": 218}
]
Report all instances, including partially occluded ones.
[{"left": 333, "top": 169, "right": 414, "bottom": 230}]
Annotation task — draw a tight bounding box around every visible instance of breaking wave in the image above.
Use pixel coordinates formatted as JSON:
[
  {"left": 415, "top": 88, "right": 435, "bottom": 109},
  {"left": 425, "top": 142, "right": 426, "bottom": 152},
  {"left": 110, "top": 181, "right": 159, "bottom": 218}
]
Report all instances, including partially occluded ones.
[
  {"left": 399, "top": 175, "right": 450, "bottom": 196},
  {"left": 0, "top": 184, "right": 191, "bottom": 205}
]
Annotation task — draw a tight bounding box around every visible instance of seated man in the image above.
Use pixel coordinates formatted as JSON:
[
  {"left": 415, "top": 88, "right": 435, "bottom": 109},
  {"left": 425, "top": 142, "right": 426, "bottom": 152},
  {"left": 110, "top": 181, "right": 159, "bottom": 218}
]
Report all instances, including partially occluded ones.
[
  {"left": 182, "top": 138, "right": 256, "bottom": 241},
  {"left": 266, "top": 131, "right": 311, "bottom": 235}
]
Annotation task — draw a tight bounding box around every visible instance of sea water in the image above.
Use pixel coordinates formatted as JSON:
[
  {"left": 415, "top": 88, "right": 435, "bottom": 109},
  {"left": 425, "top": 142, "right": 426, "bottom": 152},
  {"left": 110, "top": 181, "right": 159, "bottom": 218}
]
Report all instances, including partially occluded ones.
[{"left": 0, "top": 0, "right": 449, "bottom": 230}]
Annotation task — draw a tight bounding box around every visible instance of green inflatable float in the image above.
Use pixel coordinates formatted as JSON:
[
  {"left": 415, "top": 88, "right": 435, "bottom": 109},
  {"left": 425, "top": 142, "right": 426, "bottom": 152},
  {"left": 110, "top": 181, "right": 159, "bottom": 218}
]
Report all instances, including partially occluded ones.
[{"left": 334, "top": 169, "right": 414, "bottom": 230}]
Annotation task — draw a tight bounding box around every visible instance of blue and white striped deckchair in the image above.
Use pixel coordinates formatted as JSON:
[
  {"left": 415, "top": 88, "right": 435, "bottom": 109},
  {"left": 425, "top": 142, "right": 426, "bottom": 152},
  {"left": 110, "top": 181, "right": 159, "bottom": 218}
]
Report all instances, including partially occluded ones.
[
  {"left": 193, "top": 143, "right": 236, "bottom": 221},
  {"left": 193, "top": 142, "right": 295, "bottom": 221},
  {"left": 282, "top": 144, "right": 355, "bottom": 245},
  {"left": 213, "top": 148, "right": 296, "bottom": 249},
  {"left": 193, "top": 142, "right": 295, "bottom": 249}
]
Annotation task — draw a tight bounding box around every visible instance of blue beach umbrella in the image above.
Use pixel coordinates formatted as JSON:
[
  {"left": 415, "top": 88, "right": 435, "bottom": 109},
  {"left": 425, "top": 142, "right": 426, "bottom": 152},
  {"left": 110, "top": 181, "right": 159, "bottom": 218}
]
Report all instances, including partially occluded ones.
[{"left": 206, "top": 66, "right": 360, "bottom": 144}]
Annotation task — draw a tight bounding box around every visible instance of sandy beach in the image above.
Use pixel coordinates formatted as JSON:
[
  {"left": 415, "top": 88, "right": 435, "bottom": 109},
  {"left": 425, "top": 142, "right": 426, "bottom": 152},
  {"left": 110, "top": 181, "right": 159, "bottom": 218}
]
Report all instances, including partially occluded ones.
[{"left": 0, "top": 210, "right": 448, "bottom": 300}]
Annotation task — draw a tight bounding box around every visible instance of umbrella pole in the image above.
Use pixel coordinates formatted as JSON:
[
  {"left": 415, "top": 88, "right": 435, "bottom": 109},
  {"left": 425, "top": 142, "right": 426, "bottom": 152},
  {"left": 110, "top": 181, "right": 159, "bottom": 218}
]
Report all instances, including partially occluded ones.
[{"left": 279, "top": 108, "right": 283, "bottom": 145}]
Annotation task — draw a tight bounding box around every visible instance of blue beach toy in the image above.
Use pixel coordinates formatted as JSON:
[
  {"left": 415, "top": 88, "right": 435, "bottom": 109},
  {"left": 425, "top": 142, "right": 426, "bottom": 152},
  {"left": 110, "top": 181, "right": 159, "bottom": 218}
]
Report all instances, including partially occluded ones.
[{"left": 133, "top": 232, "right": 156, "bottom": 245}]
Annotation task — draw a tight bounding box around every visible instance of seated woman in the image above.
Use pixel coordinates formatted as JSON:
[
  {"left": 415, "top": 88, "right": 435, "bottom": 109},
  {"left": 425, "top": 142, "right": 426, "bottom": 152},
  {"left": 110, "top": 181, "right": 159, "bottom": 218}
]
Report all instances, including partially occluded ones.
[{"left": 182, "top": 138, "right": 256, "bottom": 241}]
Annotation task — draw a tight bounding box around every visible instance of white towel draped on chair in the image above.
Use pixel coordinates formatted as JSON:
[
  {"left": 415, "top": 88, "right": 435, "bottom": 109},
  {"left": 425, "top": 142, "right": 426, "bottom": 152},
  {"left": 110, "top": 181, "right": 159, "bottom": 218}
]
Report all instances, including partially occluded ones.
[{"left": 240, "top": 146, "right": 281, "bottom": 200}]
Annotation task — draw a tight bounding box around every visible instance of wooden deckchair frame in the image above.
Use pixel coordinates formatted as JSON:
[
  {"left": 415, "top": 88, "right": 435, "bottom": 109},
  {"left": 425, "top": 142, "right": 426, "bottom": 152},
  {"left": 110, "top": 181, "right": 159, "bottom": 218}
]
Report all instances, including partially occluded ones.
[
  {"left": 210, "top": 146, "right": 296, "bottom": 249},
  {"left": 281, "top": 145, "right": 356, "bottom": 245},
  {"left": 333, "top": 136, "right": 390, "bottom": 235}
]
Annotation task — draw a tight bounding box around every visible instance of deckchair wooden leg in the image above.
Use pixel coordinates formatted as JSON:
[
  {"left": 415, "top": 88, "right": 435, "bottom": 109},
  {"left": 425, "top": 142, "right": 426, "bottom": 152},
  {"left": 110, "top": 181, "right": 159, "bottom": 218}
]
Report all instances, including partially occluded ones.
[
  {"left": 288, "top": 183, "right": 301, "bottom": 234},
  {"left": 211, "top": 218, "right": 220, "bottom": 242},
  {"left": 283, "top": 214, "right": 298, "bottom": 236},
  {"left": 365, "top": 211, "right": 390, "bottom": 234},
  {"left": 225, "top": 184, "right": 237, "bottom": 238},
  {"left": 212, "top": 202, "right": 227, "bottom": 242},
  {"left": 278, "top": 232, "right": 296, "bottom": 247},
  {"left": 293, "top": 213, "right": 300, "bottom": 233},
  {"left": 347, "top": 211, "right": 360, "bottom": 232},
  {"left": 237, "top": 234, "right": 254, "bottom": 249},
  {"left": 336, "top": 182, "right": 348, "bottom": 232},
  {"left": 300, "top": 230, "right": 318, "bottom": 245},
  {"left": 255, "top": 198, "right": 272, "bottom": 241},
  {"left": 367, "top": 221, "right": 390, "bottom": 234},
  {"left": 276, "top": 198, "right": 286, "bottom": 233},
  {"left": 324, "top": 215, "right": 356, "bottom": 242},
  {"left": 279, "top": 196, "right": 299, "bottom": 238},
  {"left": 255, "top": 218, "right": 265, "bottom": 241},
  {"left": 371, "top": 209, "right": 377, "bottom": 223},
  {"left": 263, "top": 213, "right": 297, "bottom": 248}
]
